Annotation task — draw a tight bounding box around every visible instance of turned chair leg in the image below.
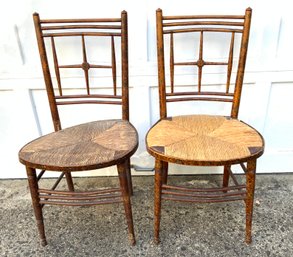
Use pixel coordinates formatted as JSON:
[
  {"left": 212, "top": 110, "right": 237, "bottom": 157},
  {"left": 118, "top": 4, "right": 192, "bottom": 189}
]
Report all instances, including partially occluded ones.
[
  {"left": 125, "top": 158, "right": 133, "bottom": 196},
  {"left": 65, "top": 172, "right": 75, "bottom": 191},
  {"left": 26, "top": 166, "right": 47, "bottom": 246},
  {"left": 117, "top": 161, "right": 136, "bottom": 245},
  {"left": 161, "top": 162, "right": 168, "bottom": 185},
  {"left": 222, "top": 165, "right": 230, "bottom": 193},
  {"left": 245, "top": 159, "right": 256, "bottom": 244},
  {"left": 154, "top": 159, "right": 164, "bottom": 244}
]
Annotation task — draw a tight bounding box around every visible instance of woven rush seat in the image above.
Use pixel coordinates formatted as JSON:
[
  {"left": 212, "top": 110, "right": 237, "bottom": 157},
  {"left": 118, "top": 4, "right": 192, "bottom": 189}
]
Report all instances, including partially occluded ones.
[
  {"left": 19, "top": 119, "right": 138, "bottom": 171},
  {"left": 147, "top": 115, "right": 264, "bottom": 165}
]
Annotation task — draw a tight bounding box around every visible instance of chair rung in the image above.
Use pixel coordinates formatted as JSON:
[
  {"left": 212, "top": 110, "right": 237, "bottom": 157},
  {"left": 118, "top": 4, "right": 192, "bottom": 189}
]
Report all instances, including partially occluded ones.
[
  {"left": 162, "top": 195, "right": 246, "bottom": 203},
  {"left": 39, "top": 198, "right": 122, "bottom": 206},
  {"left": 162, "top": 184, "right": 246, "bottom": 192},
  {"left": 162, "top": 189, "right": 246, "bottom": 199},
  {"left": 39, "top": 187, "right": 121, "bottom": 196},
  {"left": 39, "top": 192, "right": 122, "bottom": 201},
  {"left": 161, "top": 184, "right": 247, "bottom": 203},
  {"left": 38, "top": 188, "right": 122, "bottom": 206},
  {"left": 37, "top": 170, "right": 46, "bottom": 181}
]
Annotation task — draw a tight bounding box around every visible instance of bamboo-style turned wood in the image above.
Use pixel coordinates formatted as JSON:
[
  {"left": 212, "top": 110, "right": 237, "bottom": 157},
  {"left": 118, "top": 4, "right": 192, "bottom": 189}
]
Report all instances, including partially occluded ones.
[
  {"left": 157, "top": 8, "right": 252, "bottom": 119},
  {"left": 227, "top": 32, "right": 235, "bottom": 93},
  {"left": 111, "top": 36, "right": 117, "bottom": 95},
  {"left": 33, "top": 12, "right": 126, "bottom": 112},
  {"left": 170, "top": 32, "right": 174, "bottom": 93},
  {"left": 148, "top": 8, "right": 264, "bottom": 245},
  {"left": 21, "top": 11, "right": 137, "bottom": 247}
]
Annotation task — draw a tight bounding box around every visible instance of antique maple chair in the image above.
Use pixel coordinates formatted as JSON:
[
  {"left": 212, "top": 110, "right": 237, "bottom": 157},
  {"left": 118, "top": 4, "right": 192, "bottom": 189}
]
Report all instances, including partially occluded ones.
[
  {"left": 146, "top": 8, "right": 264, "bottom": 244},
  {"left": 19, "top": 11, "right": 138, "bottom": 246}
]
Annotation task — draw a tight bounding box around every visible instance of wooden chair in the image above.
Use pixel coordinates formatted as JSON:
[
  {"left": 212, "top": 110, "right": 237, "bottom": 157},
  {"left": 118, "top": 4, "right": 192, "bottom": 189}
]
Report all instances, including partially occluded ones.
[
  {"left": 146, "top": 8, "right": 264, "bottom": 244},
  {"left": 19, "top": 11, "right": 138, "bottom": 246}
]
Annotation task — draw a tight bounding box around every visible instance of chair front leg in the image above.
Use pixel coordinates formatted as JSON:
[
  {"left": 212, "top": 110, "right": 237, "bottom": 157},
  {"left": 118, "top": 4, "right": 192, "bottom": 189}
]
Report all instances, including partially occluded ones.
[
  {"left": 26, "top": 166, "right": 47, "bottom": 246},
  {"left": 117, "top": 161, "right": 136, "bottom": 245},
  {"left": 245, "top": 159, "right": 256, "bottom": 244},
  {"left": 154, "top": 159, "right": 164, "bottom": 244}
]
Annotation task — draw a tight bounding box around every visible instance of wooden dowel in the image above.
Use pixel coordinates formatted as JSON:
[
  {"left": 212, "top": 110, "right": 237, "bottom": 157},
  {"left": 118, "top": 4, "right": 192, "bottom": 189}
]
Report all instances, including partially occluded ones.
[
  {"left": 166, "top": 91, "right": 234, "bottom": 97},
  {"left": 162, "top": 190, "right": 246, "bottom": 198},
  {"left": 42, "top": 25, "right": 121, "bottom": 30},
  {"left": 163, "top": 15, "right": 245, "bottom": 20},
  {"left": 56, "top": 100, "right": 122, "bottom": 105},
  {"left": 163, "top": 21, "right": 244, "bottom": 27},
  {"left": 58, "top": 64, "right": 112, "bottom": 69},
  {"left": 41, "top": 18, "right": 121, "bottom": 23},
  {"left": 81, "top": 35, "right": 90, "bottom": 95},
  {"left": 198, "top": 31, "right": 203, "bottom": 92},
  {"left": 39, "top": 188, "right": 121, "bottom": 195},
  {"left": 39, "top": 199, "right": 123, "bottom": 206},
  {"left": 43, "top": 32, "right": 121, "bottom": 37},
  {"left": 162, "top": 184, "right": 246, "bottom": 192},
  {"left": 240, "top": 162, "right": 248, "bottom": 173},
  {"left": 162, "top": 195, "right": 246, "bottom": 203},
  {"left": 166, "top": 96, "right": 233, "bottom": 103},
  {"left": 51, "top": 37, "right": 62, "bottom": 96},
  {"left": 37, "top": 170, "right": 46, "bottom": 181},
  {"left": 55, "top": 94, "right": 122, "bottom": 99},
  {"left": 111, "top": 36, "right": 117, "bottom": 95},
  {"left": 228, "top": 167, "right": 241, "bottom": 187},
  {"left": 174, "top": 61, "right": 228, "bottom": 66},
  {"left": 50, "top": 172, "right": 65, "bottom": 191},
  {"left": 39, "top": 193, "right": 121, "bottom": 201},
  {"left": 164, "top": 28, "right": 243, "bottom": 34},
  {"left": 226, "top": 32, "right": 235, "bottom": 93},
  {"left": 170, "top": 32, "right": 174, "bottom": 93}
]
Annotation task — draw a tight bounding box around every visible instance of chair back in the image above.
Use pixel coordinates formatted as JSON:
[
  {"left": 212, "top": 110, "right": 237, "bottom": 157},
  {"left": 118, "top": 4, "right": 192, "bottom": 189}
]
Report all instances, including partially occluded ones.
[
  {"left": 33, "top": 11, "right": 129, "bottom": 131},
  {"left": 156, "top": 8, "right": 252, "bottom": 119}
]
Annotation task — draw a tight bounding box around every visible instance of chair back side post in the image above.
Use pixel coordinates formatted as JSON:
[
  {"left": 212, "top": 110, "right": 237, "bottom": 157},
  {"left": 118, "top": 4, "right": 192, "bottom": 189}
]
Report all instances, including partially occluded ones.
[
  {"left": 231, "top": 8, "right": 252, "bottom": 119},
  {"left": 33, "top": 13, "right": 62, "bottom": 131},
  {"left": 121, "top": 11, "right": 129, "bottom": 121},
  {"left": 156, "top": 9, "right": 167, "bottom": 119}
]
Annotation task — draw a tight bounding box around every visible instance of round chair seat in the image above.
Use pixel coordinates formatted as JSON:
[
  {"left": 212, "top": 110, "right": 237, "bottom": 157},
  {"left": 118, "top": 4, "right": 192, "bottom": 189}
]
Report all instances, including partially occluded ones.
[
  {"left": 19, "top": 119, "right": 138, "bottom": 171},
  {"left": 146, "top": 115, "right": 264, "bottom": 166}
]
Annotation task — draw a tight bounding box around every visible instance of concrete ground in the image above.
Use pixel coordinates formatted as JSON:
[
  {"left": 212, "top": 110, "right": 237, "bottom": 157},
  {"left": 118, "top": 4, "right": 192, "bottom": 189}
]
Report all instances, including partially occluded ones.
[{"left": 1, "top": 174, "right": 293, "bottom": 257}]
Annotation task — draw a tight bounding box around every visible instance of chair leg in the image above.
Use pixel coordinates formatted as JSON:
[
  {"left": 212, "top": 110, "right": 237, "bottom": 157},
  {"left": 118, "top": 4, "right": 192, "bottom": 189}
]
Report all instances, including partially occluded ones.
[
  {"left": 161, "top": 161, "right": 169, "bottom": 185},
  {"left": 26, "top": 166, "right": 47, "bottom": 246},
  {"left": 245, "top": 159, "right": 256, "bottom": 244},
  {"left": 222, "top": 165, "right": 230, "bottom": 193},
  {"left": 117, "top": 161, "right": 136, "bottom": 245},
  {"left": 125, "top": 158, "right": 133, "bottom": 196},
  {"left": 154, "top": 159, "right": 163, "bottom": 244},
  {"left": 65, "top": 172, "right": 75, "bottom": 191}
]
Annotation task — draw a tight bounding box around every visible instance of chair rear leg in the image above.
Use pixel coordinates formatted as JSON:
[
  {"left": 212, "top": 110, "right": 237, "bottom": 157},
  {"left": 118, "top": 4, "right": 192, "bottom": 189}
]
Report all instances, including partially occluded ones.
[
  {"left": 65, "top": 172, "right": 75, "bottom": 191},
  {"left": 117, "top": 161, "right": 136, "bottom": 245},
  {"left": 154, "top": 159, "right": 164, "bottom": 244},
  {"left": 26, "top": 166, "right": 47, "bottom": 246},
  {"left": 222, "top": 165, "right": 230, "bottom": 193},
  {"left": 125, "top": 158, "right": 133, "bottom": 196},
  {"left": 245, "top": 159, "right": 256, "bottom": 244}
]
